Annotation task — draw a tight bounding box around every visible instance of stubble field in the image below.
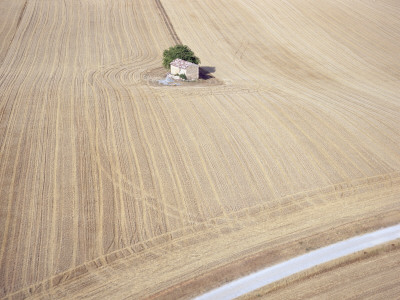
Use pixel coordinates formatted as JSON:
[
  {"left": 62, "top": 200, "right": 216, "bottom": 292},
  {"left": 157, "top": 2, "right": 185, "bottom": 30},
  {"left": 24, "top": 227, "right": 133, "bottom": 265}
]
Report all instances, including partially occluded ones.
[{"left": 1, "top": 0, "right": 399, "bottom": 299}]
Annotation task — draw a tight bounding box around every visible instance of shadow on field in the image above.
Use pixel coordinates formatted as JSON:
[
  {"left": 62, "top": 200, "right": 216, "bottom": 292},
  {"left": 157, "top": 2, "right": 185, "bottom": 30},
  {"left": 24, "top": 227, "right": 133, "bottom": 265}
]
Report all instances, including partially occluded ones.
[{"left": 199, "top": 66, "right": 216, "bottom": 80}]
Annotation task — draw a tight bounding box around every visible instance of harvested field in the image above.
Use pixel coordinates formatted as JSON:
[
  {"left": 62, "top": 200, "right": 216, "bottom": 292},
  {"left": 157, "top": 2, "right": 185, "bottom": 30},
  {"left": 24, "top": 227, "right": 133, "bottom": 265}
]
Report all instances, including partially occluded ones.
[{"left": 0, "top": 0, "right": 399, "bottom": 299}]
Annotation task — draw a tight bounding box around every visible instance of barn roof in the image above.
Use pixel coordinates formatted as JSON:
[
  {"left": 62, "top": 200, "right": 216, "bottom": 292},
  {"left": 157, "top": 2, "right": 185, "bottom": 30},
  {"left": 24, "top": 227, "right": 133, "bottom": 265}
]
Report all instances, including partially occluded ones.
[{"left": 170, "top": 58, "right": 197, "bottom": 69}]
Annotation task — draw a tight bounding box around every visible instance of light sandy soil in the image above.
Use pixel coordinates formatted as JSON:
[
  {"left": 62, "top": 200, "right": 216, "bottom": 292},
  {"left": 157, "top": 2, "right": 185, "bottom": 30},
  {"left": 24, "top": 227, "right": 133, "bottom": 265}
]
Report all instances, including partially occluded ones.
[
  {"left": 0, "top": 0, "right": 399, "bottom": 299},
  {"left": 240, "top": 240, "right": 400, "bottom": 299}
]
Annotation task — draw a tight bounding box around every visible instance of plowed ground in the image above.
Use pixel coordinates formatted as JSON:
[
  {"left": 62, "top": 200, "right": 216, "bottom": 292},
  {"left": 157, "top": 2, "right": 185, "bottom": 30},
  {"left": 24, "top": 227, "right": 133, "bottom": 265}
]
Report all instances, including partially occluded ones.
[{"left": 0, "top": 0, "right": 399, "bottom": 299}]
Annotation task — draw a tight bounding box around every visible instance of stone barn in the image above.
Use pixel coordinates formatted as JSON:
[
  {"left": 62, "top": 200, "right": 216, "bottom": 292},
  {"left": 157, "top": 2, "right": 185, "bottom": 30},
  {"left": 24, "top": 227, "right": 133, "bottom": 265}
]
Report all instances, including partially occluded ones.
[{"left": 170, "top": 58, "right": 199, "bottom": 80}]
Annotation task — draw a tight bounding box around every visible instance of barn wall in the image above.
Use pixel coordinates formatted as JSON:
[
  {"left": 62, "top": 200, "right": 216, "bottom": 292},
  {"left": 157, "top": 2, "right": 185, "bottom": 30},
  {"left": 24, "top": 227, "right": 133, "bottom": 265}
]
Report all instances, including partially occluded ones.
[
  {"left": 186, "top": 65, "right": 199, "bottom": 80},
  {"left": 171, "top": 65, "right": 180, "bottom": 75}
]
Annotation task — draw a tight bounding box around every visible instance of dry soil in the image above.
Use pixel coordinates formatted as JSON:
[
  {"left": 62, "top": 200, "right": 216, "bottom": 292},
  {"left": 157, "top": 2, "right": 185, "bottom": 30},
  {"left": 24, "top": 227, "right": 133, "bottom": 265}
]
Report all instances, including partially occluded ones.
[{"left": 1, "top": 0, "right": 399, "bottom": 299}]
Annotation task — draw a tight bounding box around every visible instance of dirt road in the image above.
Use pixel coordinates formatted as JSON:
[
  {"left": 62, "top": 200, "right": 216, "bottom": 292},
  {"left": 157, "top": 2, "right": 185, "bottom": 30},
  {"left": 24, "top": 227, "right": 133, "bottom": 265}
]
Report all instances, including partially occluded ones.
[{"left": 196, "top": 224, "right": 400, "bottom": 300}]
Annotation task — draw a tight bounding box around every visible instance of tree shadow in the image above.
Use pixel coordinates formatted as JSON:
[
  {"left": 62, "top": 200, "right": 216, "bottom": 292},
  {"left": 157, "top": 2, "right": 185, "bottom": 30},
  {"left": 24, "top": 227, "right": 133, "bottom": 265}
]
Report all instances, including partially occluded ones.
[{"left": 199, "top": 66, "right": 216, "bottom": 80}]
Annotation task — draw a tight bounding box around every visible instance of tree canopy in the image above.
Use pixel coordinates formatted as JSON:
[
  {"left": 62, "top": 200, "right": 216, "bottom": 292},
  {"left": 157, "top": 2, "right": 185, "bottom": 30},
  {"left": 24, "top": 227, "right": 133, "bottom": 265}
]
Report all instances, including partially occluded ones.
[{"left": 162, "top": 45, "right": 200, "bottom": 69}]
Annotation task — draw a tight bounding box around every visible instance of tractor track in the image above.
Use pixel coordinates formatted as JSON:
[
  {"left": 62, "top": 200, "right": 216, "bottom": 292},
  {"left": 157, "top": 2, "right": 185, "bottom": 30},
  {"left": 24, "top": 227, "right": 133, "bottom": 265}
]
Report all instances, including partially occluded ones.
[{"left": 155, "top": 0, "right": 182, "bottom": 45}]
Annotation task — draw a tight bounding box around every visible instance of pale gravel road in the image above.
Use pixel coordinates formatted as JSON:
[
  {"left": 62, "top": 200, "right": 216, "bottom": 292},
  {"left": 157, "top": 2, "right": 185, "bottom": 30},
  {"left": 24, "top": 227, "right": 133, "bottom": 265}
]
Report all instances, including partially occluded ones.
[{"left": 195, "top": 224, "right": 400, "bottom": 300}]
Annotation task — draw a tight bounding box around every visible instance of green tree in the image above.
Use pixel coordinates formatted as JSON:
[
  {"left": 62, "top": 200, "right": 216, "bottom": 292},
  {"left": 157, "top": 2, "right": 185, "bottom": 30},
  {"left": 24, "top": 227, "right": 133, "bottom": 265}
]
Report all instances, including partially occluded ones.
[{"left": 162, "top": 45, "right": 200, "bottom": 69}]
